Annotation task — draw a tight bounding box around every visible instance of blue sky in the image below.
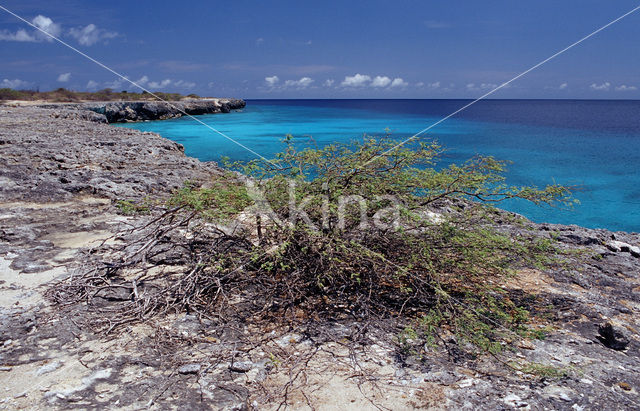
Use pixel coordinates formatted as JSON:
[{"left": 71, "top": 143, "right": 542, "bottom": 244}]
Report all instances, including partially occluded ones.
[{"left": 1, "top": 0, "right": 639, "bottom": 99}]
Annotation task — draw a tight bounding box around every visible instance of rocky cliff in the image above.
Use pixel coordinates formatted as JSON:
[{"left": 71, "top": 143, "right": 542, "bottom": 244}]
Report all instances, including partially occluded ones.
[
  {"left": 85, "top": 98, "right": 246, "bottom": 123},
  {"left": 29, "top": 98, "right": 246, "bottom": 123}
]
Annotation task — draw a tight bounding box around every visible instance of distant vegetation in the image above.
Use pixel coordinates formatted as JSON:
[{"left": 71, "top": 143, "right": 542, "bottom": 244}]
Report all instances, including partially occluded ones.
[{"left": 0, "top": 87, "right": 200, "bottom": 102}]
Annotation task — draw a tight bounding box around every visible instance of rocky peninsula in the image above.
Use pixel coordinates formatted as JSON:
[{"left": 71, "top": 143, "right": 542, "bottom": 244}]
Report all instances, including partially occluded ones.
[{"left": 0, "top": 103, "right": 639, "bottom": 409}]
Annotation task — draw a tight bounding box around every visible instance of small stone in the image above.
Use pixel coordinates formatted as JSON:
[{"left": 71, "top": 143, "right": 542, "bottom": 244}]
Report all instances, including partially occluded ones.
[
  {"left": 605, "top": 240, "right": 627, "bottom": 252},
  {"left": 618, "top": 382, "right": 632, "bottom": 391},
  {"left": 177, "top": 363, "right": 201, "bottom": 374},
  {"left": 517, "top": 340, "right": 536, "bottom": 350},
  {"left": 229, "top": 361, "right": 253, "bottom": 373}
]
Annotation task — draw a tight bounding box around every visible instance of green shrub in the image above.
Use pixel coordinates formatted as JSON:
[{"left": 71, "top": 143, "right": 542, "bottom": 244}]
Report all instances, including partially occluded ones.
[{"left": 215, "top": 135, "right": 573, "bottom": 353}]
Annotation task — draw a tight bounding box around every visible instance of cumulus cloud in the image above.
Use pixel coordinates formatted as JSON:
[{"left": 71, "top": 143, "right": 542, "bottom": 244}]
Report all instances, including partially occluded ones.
[
  {"left": 284, "top": 77, "right": 314, "bottom": 88},
  {"left": 0, "top": 15, "right": 61, "bottom": 42},
  {"left": 265, "top": 76, "right": 279, "bottom": 87},
  {"left": 100, "top": 76, "right": 194, "bottom": 91},
  {"left": 559, "top": 83, "right": 568, "bottom": 90},
  {"left": 86, "top": 80, "right": 100, "bottom": 90},
  {"left": 1, "top": 78, "right": 32, "bottom": 89},
  {"left": 590, "top": 82, "right": 611, "bottom": 91},
  {"left": 68, "top": 24, "right": 118, "bottom": 46},
  {"left": 324, "top": 79, "right": 335, "bottom": 87},
  {"left": 0, "top": 29, "right": 36, "bottom": 42},
  {"left": 134, "top": 75, "right": 149, "bottom": 86},
  {"left": 390, "top": 78, "right": 408, "bottom": 88},
  {"left": 148, "top": 79, "right": 172, "bottom": 89},
  {"left": 0, "top": 15, "right": 118, "bottom": 46},
  {"left": 615, "top": 84, "right": 637, "bottom": 91},
  {"left": 32, "top": 15, "right": 62, "bottom": 40},
  {"left": 371, "top": 76, "right": 391, "bottom": 88},
  {"left": 57, "top": 73, "right": 71, "bottom": 82},
  {"left": 341, "top": 74, "right": 371, "bottom": 87}
]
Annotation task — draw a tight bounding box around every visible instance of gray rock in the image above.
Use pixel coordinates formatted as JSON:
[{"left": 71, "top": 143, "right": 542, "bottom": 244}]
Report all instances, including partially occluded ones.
[
  {"left": 597, "top": 323, "right": 629, "bottom": 351},
  {"left": 229, "top": 361, "right": 253, "bottom": 373},
  {"left": 82, "top": 99, "right": 245, "bottom": 123},
  {"left": 177, "top": 363, "right": 201, "bottom": 374}
]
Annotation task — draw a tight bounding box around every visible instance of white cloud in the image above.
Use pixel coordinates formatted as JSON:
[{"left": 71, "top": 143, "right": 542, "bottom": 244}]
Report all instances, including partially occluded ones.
[
  {"left": 284, "top": 77, "right": 314, "bottom": 88},
  {"left": 371, "top": 76, "right": 391, "bottom": 87},
  {"left": 559, "top": 83, "right": 568, "bottom": 90},
  {"left": 0, "top": 28, "right": 36, "bottom": 42},
  {"left": 57, "top": 73, "right": 71, "bottom": 82},
  {"left": 615, "top": 84, "right": 637, "bottom": 91},
  {"left": 341, "top": 74, "right": 371, "bottom": 87},
  {"left": 265, "top": 76, "right": 279, "bottom": 87},
  {"left": 256, "top": 37, "right": 264, "bottom": 46},
  {"left": 102, "top": 76, "right": 193, "bottom": 91},
  {"left": 1, "top": 78, "right": 31, "bottom": 89},
  {"left": 208, "top": 82, "right": 215, "bottom": 89},
  {"left": 148, "top": 79, "right": 172, "bottom": 89},
  {"left": 390, "top": 78, "right": 408, "bottom": 88},
  {"left": 324, "top": 79, "right": 335, "bottom": 87},
  {"left": 68, "top": 24, "right": 118, "bottom": 46},
  {"left": 590, "top": 82, "right": 611, "bottom": 91},
  {"left": 86, "top": 80, "right": 99, "bottom": 90},
  {"left": 0, "top": 15, "right": 61, "bottom": 42},
  {"left": 426, "top": 81, "right": 440, "bottom": 89},
  {"left": 135, "top": 75, "right": 149, "bottom": 86},
  {"left": 32, "top": 15, "right": 61, "bottom": 41}
]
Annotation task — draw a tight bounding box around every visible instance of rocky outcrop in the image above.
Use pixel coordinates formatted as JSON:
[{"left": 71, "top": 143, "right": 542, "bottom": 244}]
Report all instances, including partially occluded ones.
[
  {"left": 0, "top": 106, "right": 223, "bottom": 203},
  {"left": 28, "top": 98, "right": 246, "bottom": 123},
  {"left": 85, "top": 98, "right": 245, "bottom": 123}
]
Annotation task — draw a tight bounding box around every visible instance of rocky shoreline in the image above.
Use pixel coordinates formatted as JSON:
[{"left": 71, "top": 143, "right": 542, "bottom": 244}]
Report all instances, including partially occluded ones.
[
  {"left": 8, "top": 98, "right": 246, "bottom": 123},
  {"left": 0, "top": 104, "right": 639, "bottom": 409}
]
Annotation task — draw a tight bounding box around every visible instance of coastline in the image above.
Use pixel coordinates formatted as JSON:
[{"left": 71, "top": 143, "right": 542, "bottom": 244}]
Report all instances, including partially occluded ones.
[{"left": 0, "top": 104, "right": 639, "bottom": 409}]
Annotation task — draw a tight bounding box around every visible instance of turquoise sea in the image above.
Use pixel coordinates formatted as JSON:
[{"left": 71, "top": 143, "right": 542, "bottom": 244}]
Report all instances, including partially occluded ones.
[{"left": 117, "top": 99, "right": 640, "bottom": 233}]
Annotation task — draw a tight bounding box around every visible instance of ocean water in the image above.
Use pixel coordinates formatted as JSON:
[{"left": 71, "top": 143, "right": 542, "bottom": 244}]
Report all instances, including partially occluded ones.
[{"left": 117, "top": 99, "right": 640, "bottom": 233}]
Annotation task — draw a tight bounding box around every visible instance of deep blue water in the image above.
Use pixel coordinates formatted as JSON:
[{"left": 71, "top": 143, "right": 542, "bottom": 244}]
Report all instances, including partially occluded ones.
[{"left": 117, "top": 99, "right": 640, "bottom": 233}]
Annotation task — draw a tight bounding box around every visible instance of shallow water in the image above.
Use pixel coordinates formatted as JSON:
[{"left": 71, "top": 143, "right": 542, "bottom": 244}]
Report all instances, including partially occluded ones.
[{"left": 117, "top": 99, "right": 640, "bottom": 232}]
